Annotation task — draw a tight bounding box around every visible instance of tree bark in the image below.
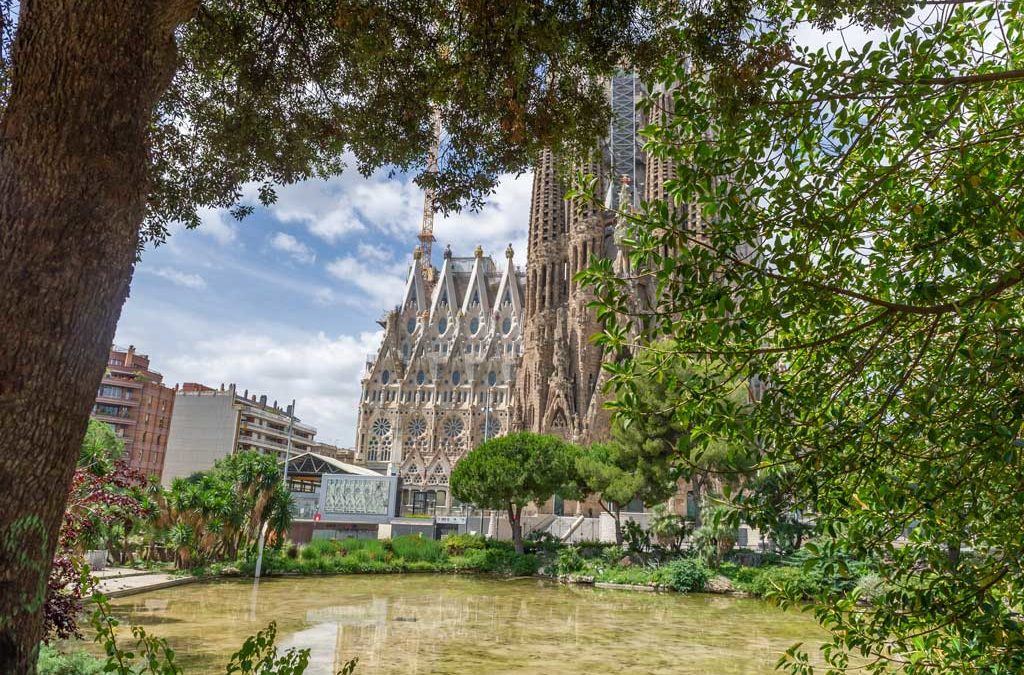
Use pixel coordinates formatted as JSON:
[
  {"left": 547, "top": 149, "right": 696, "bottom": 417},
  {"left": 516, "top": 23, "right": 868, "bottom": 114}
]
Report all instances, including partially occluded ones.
[
  {"left": 508, "top": 502, "right": 523, "bottom": 554},
  {"left": 613, "top": 503, "right": 623, "bottom": 547},
  {"left": 0, "top": 2, "right": 195, "bottom": 672}
]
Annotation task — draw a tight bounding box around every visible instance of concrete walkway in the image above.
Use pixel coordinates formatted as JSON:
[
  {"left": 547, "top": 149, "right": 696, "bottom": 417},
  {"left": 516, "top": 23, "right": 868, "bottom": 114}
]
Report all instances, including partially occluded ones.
[{"left": 93, "top": 567, "right": 198, "bottom": 598}]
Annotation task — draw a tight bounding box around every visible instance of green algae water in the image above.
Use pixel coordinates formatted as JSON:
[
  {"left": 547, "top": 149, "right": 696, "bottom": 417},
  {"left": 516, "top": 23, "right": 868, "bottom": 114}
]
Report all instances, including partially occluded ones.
[{"left": 98, "top": 576, "right": 828, "bottom": 674}]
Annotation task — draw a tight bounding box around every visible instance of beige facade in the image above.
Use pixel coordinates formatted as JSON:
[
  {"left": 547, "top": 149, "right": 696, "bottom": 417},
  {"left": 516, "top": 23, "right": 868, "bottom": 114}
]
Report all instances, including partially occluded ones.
[
  {"left": 355, "top": 244, "right": 525, "bottom": 512},
  {"left": 162, "top": 382, "right": 316, "bottom": 485}
]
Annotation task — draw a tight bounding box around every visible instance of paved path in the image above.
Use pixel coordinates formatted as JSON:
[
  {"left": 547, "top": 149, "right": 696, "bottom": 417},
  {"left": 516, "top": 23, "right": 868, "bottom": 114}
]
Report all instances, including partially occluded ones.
[{"left": 93, "top": 567, "right": 198, "bottom": 598}]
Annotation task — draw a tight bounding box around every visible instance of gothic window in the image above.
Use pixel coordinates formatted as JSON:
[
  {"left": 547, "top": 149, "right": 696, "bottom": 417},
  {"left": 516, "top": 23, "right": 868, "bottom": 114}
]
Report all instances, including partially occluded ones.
[
  {"left": 471, "top": 290, "right": 480, "bottom": 306},
  {"left": 479, "top": 416, "right": 502, "bottom": 440},
  {"left": 407, "top": 318, "right": 416, "bottom": 334},
  {"left": 550, "top": 412, "right": 569, "bottom": 440},
  {"left": 438, "top": 317, "right": 448, "bottom": 334},
  {"left": 470, "top": 317, "right": 480, "bottom": 334},
  {"left": 402, "top": 342, "right": 410, "bottom": 359},
  {"left": 427, "top": 463, "right": 449, "bottom": 486},
  {"left": 451, "top": 371, "right": 461, "bottom": 385},
  {"left": 488, "top": 370, "right": 498, "bottom": 386},
  {"left": 440, "top": 290, "right": 449, "bottom": 306},
  {"left": 502, "top": 290, "right": 511, "bottom": 306},
  {"left": 381, "top": 369, "right": 390, "bottom": 385},
  {"left": 416, "top": 370, "right": 426, "bottom": 385},
  {"left": 442, "top": 416, "right": 464, "bottom": 439},
  {"left": 502, "top": 317, "right": 512, "bottom": 334},
  {"left": 401, "top": 461, "right": 423, "bottom": 484},
  {"left": 439, "top": 415, "right": 468, "bottom": 459},
  {"left": 367, "top": 418, "right": 393, "bottom": 462}
]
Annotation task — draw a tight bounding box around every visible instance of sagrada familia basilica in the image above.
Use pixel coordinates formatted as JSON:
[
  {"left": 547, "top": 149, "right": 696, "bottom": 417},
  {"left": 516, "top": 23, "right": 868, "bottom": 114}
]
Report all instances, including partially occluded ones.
[{"left": 355, "top": 73, "right": 686, "bottom": 512}]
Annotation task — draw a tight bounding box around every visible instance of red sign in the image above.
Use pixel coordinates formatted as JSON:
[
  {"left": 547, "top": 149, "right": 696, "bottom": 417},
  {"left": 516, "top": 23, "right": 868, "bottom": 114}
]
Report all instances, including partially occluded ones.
[{"left": 313, "top": 511, "right": 321, "bottom": 522}]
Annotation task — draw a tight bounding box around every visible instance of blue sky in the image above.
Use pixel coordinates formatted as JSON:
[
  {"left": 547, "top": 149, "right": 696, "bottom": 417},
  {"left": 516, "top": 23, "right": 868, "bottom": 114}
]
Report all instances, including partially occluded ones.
[{"left": 114, "top": 161, "right": 532, "bottom": 447}]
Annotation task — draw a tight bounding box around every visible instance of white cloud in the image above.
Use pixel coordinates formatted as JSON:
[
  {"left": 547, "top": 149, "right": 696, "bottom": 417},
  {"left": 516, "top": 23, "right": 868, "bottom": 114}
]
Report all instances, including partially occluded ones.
[
  {"left": 434, "top": 172, "right": 531, "bottom": 266},
  {"left": 163, "top": 330, "right": 383, "bottom": 446},
  {"left": 271, "top": 232, "right": 317, "bottom": 264},
  {"left": 196, "top": 207, "right": 238, "bottom": 245},
  {"left": 147, "top": 267, "right": 207, "bottom": 289},
  {"left": 356, "top": 242, "right": 393, "bottom": 262},
  {"left": 326, "top": 256, "right": 408, "bottom": 308}
]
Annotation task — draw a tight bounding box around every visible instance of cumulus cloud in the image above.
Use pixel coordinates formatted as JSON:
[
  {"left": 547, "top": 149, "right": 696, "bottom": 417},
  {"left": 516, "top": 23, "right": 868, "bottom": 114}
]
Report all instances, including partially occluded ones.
[
  {"left": 269, "top": 158, "right": 421, "bottom": 244},
  {"left": 434, "top": 172, "right": 531, "bottom": 266},
  {"left": 164, "top": 330, "right": 383, "bottom": 446},
  {"left": 195, "top": 207, "right": 238, "bottom": 245},
  {"left": 271, "top": 232, "right": 317, "bottom": 264},
  {"left": 326, "top": 256, "right": 408, "bottom": 308},
  {"left": 147, "top": 267, "right": 207, "bottom": 289}
]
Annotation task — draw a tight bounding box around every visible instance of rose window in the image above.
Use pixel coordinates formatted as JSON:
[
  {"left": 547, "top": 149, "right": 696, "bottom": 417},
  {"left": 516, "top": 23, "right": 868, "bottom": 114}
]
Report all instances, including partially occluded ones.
[
  {"left": 480, "top": 417, "right": 502, "bottom": 440},
  {"left": 407, "top": 417, "right": 427, "bottom": 438},
  {"left": 442, "top": 416, "right": 464, "bottom": 439},
  {"left": 372, "top": 418, "right": 392, "bottom": 437}
]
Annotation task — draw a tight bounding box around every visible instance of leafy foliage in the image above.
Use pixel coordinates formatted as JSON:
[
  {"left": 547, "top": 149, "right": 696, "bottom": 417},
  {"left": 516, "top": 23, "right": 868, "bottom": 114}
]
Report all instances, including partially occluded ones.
[
  {"left": 158, "top": 451, "right": 292, "bottom": 568},
  {"left": 659, "top": 558, "right": 711, "bottom": 593},
  {"left": 451, "top": 432, "right": 579, "bottom": 553},
  {"left": 586, "top": 0, "right": 1024, "bottom": 670},
  {"left": 44, "top": 423, "right": 150, "bottom": 642}
]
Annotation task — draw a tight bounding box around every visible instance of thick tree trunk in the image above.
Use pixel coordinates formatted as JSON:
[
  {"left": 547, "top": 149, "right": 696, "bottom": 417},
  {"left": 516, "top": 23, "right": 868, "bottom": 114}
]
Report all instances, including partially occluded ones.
[
  {"left": 0, "top": 3, "right": 194, "bottom": 672},
  {"left": 508, "top": 502, "right": 523, "bottom": 554}
]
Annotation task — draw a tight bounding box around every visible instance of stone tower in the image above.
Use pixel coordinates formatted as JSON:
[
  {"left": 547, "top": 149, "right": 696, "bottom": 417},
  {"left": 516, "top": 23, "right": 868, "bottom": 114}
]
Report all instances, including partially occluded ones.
[{"left": 515, "top": 147, "right": 571, "bottom": 436}]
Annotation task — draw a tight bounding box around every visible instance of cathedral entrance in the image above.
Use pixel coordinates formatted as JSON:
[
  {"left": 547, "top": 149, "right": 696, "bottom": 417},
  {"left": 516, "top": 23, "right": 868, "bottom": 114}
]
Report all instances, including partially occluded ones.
[{"left": 401, "top": 488, "right": 447, "bottom": 516}]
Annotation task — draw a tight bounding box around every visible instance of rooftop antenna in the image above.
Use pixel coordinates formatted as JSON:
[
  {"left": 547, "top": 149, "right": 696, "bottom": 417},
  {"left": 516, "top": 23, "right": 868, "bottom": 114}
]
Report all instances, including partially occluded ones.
[{"left": 417, "top": 108, "right": 442, "bottom": 272}]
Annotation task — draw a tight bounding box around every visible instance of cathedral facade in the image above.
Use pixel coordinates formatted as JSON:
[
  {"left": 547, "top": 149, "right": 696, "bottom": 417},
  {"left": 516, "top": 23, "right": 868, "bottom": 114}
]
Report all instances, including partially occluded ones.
[
  {"left": 356, "top": 72, "right": 685, "bottom": 513},
  {"left": 355, "top": 244, "right": 525, "bottom": 513}
]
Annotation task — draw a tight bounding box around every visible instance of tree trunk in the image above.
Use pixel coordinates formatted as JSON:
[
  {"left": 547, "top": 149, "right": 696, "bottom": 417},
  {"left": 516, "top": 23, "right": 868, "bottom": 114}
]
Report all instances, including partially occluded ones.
[
  {"left": 0, "top": 3, "right": 195, "bottom": 672},
  {"left": 508, "top": 502, "right": 523, "bottom": 554},
  {"left": 613, "top": 503, "right": 623, "bottom": 547}
]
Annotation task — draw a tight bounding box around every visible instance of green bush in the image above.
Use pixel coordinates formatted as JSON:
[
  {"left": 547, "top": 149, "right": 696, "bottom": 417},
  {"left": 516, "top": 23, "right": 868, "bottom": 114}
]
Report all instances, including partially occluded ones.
[
  {"left": 555, "top": 546, "right": 585, "bottom": 575},
  {"left": 390, "top": 534, "right": 446, "bottom": 563},
  {"left": 855, "top": 573, "right": 887, "bottom": 602},
  {"left": 337, "top": 537, "right": 386, "bottom": 558},
  {"left": 37, "top": 645, "right": 106, "bottom": 675},
  {"left": 594, "top": 564, "right": 660, "bottom": 586},
  {"left": 461, "top": 548, "right": 539, "bottom": 575},
  {"left": 660, "top": 558, "right": 711, "bottom": 593},
  {"left": 301, "top": 538, "right": 339, "bottom": 560},
  {"left": 737, "top": 565, "right": 822, "bottom": 599},
  {"left": 441, "top": 532, "right": 487, "bottom": 555}
]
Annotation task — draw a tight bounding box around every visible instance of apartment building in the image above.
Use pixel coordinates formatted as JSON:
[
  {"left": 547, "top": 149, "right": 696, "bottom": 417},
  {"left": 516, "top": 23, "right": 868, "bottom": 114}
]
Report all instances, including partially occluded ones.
[
  {"left": 92, "top": 345, "right": 175, "bottom": 478},
  {"left": 161, "top": 382, "right": 316, "bottom": 485}
]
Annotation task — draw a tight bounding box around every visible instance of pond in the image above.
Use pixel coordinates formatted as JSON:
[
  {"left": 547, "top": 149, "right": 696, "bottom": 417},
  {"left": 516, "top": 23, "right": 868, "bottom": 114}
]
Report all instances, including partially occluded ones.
[{"left": 97, "top": 576, "right": 828, "bottom": 674}]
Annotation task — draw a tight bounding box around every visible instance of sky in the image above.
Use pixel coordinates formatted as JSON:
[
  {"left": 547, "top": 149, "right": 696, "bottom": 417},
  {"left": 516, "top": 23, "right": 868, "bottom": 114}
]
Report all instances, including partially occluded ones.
[{"left": 114, "top": 163, "right": 532, "bottom": 448}]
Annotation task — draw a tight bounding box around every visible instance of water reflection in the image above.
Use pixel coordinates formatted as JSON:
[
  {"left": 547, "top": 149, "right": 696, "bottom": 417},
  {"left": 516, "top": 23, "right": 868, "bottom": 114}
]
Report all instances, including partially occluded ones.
[{"left": 99, "top": 576, "right": 828, "bottom": 674}]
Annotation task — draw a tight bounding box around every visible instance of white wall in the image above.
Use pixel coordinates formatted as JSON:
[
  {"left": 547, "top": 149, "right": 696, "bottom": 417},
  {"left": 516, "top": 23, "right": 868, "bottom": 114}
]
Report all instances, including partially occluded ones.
[{"left": 161, "top": 392, "right": 239, "bottom": 485}]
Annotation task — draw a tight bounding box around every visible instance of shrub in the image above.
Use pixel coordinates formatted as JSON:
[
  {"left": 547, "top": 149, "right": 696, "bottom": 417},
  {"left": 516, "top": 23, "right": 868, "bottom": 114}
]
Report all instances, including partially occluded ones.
[
  {"left": 855, "top": 573, "right": 887, "bottom": 603},
  {"left": 337, "top": 537, "right": 386, "bottom": 558},
  {"left": 595, "top": 564, "right": 660, "bottom": 586},
  {"left": 473, "top": 548, "right": 540, "bottom": 576},
  {"left": 524, "top": 530, "right": 562, "bottom": 553},
  {"left": 441, "top": 532, "right": 487, "bottom": 556},
  {"left": 555, "top": 546, "right": 585, "bottom": 575},
  {"left": 739, "top": 565, "right": 822, "bottom": 600},
  {"left": 37, "top": 645, "right": 106, "bottom": 675},
  {"left": 660, "top": 558, "right": 711, "bottom": 593},
  {"left": 301, "top": 538, "right": 340, "bottom": 560},
  {"left": 390, "top": 534, "right": 446, "bottom": 563},
  {"left": 602, "top": 545, "right": 626, "bottom": 565}
]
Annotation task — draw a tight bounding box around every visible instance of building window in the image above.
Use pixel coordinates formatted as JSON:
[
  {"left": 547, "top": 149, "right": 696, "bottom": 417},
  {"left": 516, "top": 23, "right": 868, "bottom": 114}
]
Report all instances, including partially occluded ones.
[
  {"left": 381, "top": 369, "right": 390, "bottom": 385},
  {"left": 470, "top": 317, "right": 480, "bottom": 334},
  {"left": 416, "top": 370, "right": 426, "bottom": 385},
  {"left": 502, "top": 317, "right": 512, "bottom": 334},
  {"left": 488, "top": 371, "right": 497, "bottom": 386},
  {"left": 452, "top": 371, "right": 461, "bottom": 385},
  {"left": 438, "top": 317, "right": 448, "bottom": 334},
  {"left": 407, "top": 318, "right": 416, "bottom": 334}
]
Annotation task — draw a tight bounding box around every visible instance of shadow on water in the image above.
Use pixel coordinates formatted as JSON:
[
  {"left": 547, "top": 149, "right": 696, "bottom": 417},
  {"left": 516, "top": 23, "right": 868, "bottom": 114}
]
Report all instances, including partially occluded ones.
[{"left": 84, "top": 575, "right": 830, "bottom": 674}]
